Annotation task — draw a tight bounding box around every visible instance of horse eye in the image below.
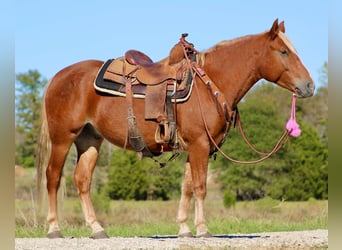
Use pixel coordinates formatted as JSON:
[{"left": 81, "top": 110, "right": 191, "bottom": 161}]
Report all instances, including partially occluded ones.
[{"left": 280, "top": 49, "right": 288, "bottom": 55}]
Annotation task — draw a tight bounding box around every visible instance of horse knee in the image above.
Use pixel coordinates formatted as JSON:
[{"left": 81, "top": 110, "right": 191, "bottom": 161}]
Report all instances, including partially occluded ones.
[
  {"left": 181, "top": 178, "right": 193, "bottom": 196},
  {"left": 193, "top": 184, "right": 206, "bottom": 199},
  {"left": 182, "top": 187, "right": 193, "bottom": 197}
]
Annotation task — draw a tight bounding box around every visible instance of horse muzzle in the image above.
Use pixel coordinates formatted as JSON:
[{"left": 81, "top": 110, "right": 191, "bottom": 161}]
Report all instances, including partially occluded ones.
[{"left": 295, "top": 81, "right": 315, "bottom": 98}]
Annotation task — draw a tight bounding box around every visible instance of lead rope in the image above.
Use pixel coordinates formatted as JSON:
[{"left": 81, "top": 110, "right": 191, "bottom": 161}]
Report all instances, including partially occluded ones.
[
  {"left": 236, "top": 93, "right": 300, "bottom": 157},
  {"left": 286, "top": 94, "right": 301, "bottom": 137}
]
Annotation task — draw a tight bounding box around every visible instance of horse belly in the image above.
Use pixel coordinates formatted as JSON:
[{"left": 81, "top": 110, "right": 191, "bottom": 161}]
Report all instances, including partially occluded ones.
[{"left": 91, "top": 97, "right": 165, "bottom": 152}]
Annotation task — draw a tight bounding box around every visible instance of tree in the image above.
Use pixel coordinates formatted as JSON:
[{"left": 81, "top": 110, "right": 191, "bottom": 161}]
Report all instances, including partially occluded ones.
[
  {"left": 299, "top": 62, "right": 328, "bottom": 144},
  {"left": 281, "top": 121, "right": 328, "bottom": 200},
  {"left": 15, "top": 70, "right": 47, "bottom": 167}
]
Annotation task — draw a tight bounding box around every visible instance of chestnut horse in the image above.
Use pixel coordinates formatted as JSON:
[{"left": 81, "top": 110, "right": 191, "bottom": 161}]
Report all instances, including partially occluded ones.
[{"left": 37, "top": 19, "right": 314, "bottom": 239}]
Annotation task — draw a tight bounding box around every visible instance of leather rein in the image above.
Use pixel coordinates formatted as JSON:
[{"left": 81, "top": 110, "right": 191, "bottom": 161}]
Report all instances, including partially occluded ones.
[{"left": 179, "top": 35, "right": 291, "bottom": 164}]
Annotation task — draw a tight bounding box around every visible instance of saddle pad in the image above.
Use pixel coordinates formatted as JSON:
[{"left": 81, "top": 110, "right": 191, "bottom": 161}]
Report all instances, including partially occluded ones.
[{"left": 94, "top": 59, "right": 194, "bottom": 102}]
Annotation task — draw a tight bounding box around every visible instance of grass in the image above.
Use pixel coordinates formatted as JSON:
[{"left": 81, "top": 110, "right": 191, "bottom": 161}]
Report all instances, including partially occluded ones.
[
  {"left": 15, "top": 198, "right": 328, "bottom": 238},
  {"left": 15, "top": 166, "right": 328, "bottom": 238}
]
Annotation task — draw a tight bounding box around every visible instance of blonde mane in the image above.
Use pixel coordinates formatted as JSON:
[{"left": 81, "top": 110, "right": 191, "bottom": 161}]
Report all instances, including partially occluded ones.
[
  {"left": 199, "top": 34, "right": 258, "bottom": 66},
  {"left": 204, "top": 34, "right": 255, "bottom": 55},
  {"left": 201, "top": 31, "right": 298, "bottom": 65},
  {"left": 278, "top": 31, "right": 298, "bottom": 54}
]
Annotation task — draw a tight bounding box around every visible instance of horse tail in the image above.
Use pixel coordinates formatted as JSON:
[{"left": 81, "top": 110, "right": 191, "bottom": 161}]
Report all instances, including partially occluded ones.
[{"left": 36, "top": 84, "right": 51, "bottom": 210}]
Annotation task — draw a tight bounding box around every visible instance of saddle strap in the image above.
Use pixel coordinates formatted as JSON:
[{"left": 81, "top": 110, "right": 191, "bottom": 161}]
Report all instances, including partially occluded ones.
[
  {"left": 191, "top": 62, "right": 233, "bottom": 121},
  {"left": 125, "top": 76, "right": 154, "bottom": 158},
  {"left": 166, "top": 90, "right": 177, "bottom": 147}
]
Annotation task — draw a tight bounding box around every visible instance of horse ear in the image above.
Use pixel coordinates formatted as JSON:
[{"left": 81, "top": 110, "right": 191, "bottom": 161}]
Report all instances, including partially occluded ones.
[
  {"left": 269, "top": 18, "right": 279, "bottom": 40},
  {"left": 279, "top": 21, "right": 285, "bottom": 33}
]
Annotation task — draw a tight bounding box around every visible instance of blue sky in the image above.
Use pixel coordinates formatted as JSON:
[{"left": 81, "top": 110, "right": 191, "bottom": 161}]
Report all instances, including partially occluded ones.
[{"left": 16, "top": 1, "right": 327, "bottom": 87}]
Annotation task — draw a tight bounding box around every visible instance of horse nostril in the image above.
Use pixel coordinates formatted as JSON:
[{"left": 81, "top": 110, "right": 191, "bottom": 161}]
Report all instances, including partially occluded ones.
[{"left": 307, "top": 82, "right": 314, "bottom": 90}]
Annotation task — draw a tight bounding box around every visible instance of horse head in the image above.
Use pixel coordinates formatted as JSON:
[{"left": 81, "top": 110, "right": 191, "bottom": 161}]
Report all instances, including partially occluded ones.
[{"left": 259, "top": 19, "right": 315, "bottom": 98}]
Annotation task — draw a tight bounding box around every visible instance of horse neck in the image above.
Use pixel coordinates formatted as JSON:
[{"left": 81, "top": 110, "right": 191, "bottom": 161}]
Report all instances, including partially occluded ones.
[{"left": 201, "top": 33, "right": 266, "bottom": 108}]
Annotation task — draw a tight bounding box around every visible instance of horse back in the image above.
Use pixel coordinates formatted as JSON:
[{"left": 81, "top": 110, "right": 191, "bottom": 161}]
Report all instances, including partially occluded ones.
[
  {"left": 46, "top": 59, "right": 103, "bottom": 100},
  {"left": 52, "top": 60, "right": 103, "bottom": 82}
]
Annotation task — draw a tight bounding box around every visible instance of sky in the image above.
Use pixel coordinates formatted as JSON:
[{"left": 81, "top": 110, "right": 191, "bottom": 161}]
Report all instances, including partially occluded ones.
[{"left": 16, "top": 1, "right": 328, "bottom": 87}]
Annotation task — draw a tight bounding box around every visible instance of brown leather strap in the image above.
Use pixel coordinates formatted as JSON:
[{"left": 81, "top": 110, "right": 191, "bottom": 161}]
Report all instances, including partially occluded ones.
[
  {"left": 191, "top": 62, "right": 232, "bottom": 121},
  {"left": 123, "top": 58, "right": 134, "bottom": 111},
  {"left": 177, "top": 34, "right": 233, "bottom": 122},
  {"left": 124, "top": 66, "right": 155, "bottom": 158}
]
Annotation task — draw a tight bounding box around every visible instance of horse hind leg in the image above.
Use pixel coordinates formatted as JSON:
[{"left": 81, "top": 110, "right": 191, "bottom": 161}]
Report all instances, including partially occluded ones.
[
  {"left": 73, "top": 123, "right": 108, "bottom": 239},
  {"left": 46, "top": 141, "right": 74, "bottom": 238}
]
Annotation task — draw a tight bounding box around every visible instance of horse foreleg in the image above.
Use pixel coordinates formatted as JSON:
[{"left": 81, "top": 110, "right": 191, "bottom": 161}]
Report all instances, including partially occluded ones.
[
  {"left": 74, "top": 144, "right": 108, "bottom": 239},
  {"left": 189, "top": 146, "right": 211, "bottom": 237},
  {"left": 46, "top": 143, "right": 71, "bottom": 238},
  {"left": 177, "top": 161, "right": 194, "bottom": 237}
]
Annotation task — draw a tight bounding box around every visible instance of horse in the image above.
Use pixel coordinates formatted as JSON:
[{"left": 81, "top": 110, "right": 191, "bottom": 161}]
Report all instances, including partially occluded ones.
[{"left": 36, "top": 19, "right": 314, "bottom": 239}]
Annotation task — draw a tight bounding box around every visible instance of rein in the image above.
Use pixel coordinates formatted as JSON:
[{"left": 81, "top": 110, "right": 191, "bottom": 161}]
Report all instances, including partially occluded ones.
[
  {"left": 179, "top": 36, "right": 299, "bottom": 164},
  {"left": 192, "top": 70, "right": 291, "bottom": 164},
  {"left": 235, "top": 109, "right": 290, "bottom": 156}
]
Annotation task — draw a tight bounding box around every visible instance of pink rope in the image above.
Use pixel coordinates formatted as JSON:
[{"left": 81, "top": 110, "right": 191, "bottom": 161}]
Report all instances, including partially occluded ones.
[{"left": 286, "top": 94, "right": 301, "bottom": 137}]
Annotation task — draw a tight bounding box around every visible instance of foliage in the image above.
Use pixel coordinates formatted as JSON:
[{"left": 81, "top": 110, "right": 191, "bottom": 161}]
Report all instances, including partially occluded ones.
[
  {"left": 15, "top": 167, "right": 37, "bottom": 200},
  {"left": 92, "top": 193, "right": 111, "bottom": 214},
  {"left": 254, "top": 196, "right": 281, "bottom": 213},
  {"left": 223, "top": 189, "right": 236, "bottom": 208},
  {"left": 15, "top": 70, "right": 47, "bottom": 167},
  {"left": 106, "top": 149, "right": 184, "bottom": 200},
  {"left": 299, "top": 64, "right": 328, "bottom": 145},
  {"left": 281, "top": 122, "right": 328, "bottom": 200}
]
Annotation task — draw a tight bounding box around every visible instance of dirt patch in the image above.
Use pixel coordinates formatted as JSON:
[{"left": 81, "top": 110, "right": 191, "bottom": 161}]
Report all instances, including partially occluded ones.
[{"left": 15, "top": 229, "right": 327, "bottom": 249}]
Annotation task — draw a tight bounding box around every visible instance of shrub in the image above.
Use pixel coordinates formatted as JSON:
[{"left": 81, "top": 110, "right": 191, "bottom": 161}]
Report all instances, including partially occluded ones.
[
  {"left": 92, "top": 193, "right": 111, "bottom": 214},
  {"left": 106, "top": 149, "right": 184, "bottom": 201},
  {"left": 255, "top": 196, "right": 281, "bottom": 213},
  {"left": 223, "top": 189, "right": 236, "bottom": 208}
]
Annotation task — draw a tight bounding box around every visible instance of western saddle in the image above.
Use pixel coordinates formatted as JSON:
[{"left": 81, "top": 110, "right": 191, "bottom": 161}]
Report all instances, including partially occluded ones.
[{"left": 95, "top": 34, "right": 198, "bottom": 159}]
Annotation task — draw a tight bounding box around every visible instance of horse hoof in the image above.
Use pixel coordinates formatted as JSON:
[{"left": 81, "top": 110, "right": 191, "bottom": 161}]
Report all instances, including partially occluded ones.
[
  {"left": 90, "top": 231, "right": 109, "bottom": 239},
  {"left": 196, "top": 232, "right": 212, "bottom": 238},
  {"left": 178, "top": 232, "right": 194, "bottom": 238},
  {"left": 47, "top": 231, "right": 64, "bottom": 239}
]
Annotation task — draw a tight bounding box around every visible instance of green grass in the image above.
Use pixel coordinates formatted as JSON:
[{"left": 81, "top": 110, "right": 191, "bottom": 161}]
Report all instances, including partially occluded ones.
[{"left": 15, "top": 198, "right": 328, "bottom": 238}]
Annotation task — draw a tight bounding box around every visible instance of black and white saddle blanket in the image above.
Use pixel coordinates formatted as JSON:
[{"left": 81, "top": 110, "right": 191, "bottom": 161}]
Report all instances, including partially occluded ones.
[{"left": 94, "top": 59, "right": 193, "bottom": 102}]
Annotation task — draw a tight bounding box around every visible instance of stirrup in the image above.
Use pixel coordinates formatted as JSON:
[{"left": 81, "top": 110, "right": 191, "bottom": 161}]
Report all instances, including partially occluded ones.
[{"left": 155, "top": 121, "right": 171, "bottom": 144}]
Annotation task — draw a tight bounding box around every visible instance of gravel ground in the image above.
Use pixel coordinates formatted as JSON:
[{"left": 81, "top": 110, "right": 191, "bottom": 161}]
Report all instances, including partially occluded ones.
[{"left": 15, "top": 229, "right": 327, "bottom": 249}]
